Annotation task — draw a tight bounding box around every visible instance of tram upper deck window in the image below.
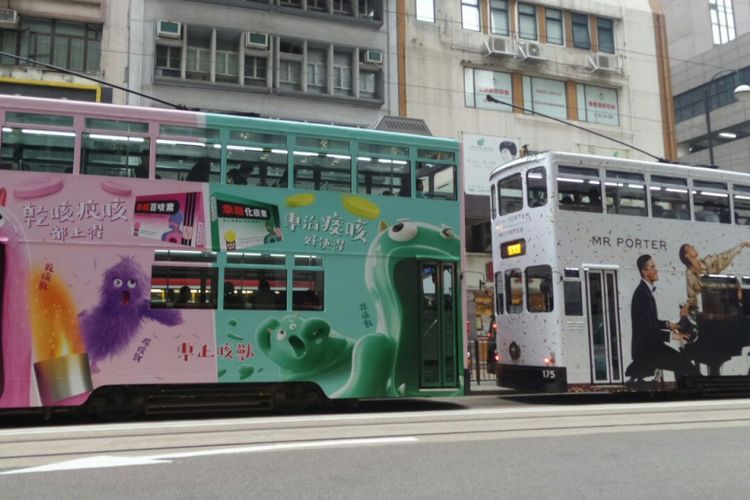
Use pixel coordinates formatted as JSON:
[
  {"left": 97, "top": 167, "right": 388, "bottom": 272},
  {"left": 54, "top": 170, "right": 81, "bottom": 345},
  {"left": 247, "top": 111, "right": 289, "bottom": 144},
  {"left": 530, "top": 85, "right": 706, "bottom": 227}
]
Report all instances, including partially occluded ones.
[
  {"left": 526, "top": 167, "right": 547, "bottom": 208},
  {"left": 294, "top": 137, "right": 351, "bottom": 192},
  {"left": 649, "top": 175, "right": 689, "bottom": 220},
  {"left": 82, "top": 118, "right": 151, "bottom": 178},
  {"left": 733, "top": 184, "right": 750, "bottom": 225},
  {"left": 226, "top": 130, "right": 288, "bottom": 187},
  {"left": 1, "top": 112, "right": 75, "bottom": 173},
  {"left": 693, "top": 180, "right": 730, "bottom": 224},
  {"left": 605, "top": 170, "right": 646, "bottom": 216},
  {"left": 557, "top": 166, "right": 602, "bottom": 213},
  {"left": 156, "top": 125, "right": 221, "bottom": 182},
  {"left": 417, "top": 149, "right": 456, "bottom": 200},
  {"left": 497, "top": 173, "right": 523, "bottom": 215},
  {"left": 357, "top": 143, "right": 410, "bottom": 196}
]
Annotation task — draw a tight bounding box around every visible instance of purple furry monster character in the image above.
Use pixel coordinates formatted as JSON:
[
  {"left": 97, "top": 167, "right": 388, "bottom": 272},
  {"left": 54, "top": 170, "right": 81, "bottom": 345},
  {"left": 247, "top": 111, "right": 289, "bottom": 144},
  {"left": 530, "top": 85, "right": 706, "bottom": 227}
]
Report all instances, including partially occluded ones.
[{"left": 80, "top": 256, "right": 182, "bottom": 372}]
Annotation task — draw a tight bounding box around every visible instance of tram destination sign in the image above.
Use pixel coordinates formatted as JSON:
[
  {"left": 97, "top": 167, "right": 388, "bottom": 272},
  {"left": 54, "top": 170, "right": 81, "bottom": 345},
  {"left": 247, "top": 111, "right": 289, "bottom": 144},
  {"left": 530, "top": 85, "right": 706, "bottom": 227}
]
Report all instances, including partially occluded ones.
[{"left": 501, "top": 238, "right": 526, "bottom": 259}]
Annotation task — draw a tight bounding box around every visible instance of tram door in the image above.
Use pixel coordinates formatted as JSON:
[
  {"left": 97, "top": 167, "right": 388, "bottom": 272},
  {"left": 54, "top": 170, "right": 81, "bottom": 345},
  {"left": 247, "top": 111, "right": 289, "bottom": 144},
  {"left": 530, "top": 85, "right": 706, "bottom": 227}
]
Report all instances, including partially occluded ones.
[
  {"left": 585, "top": 269, "right": 624, "bottom": 384},
  {"left": 418, "top": 262, "right": 458, "bottom": 388}
]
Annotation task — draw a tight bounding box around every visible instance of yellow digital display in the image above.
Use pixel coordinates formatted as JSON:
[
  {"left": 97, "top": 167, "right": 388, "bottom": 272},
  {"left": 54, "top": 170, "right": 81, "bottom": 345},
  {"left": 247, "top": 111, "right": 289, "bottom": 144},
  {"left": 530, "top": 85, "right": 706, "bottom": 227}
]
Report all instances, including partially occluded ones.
[
  {"left": 501, "top": 239, "right": 526, "bottom": 259},
  {"left": 506, "top": 243, "right": 523, "bottom": 256}
]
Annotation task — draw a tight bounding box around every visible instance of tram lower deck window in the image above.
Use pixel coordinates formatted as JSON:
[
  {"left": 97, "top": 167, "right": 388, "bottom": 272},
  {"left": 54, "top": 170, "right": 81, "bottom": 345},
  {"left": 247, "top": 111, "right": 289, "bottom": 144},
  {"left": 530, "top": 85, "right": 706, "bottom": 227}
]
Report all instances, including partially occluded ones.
[{"left": 526, "top": 265, "right": 553, "bottom": 312}]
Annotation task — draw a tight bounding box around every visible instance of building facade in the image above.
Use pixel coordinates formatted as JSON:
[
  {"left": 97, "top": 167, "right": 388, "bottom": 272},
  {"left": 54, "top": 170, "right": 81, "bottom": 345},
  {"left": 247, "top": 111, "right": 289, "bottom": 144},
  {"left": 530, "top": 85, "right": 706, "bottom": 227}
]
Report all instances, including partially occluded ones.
[
  {"left": 400, "top": 0, "right": 675, "bottom": 342},
  {"left": 662, "top": 0, "right": 750, "bottom": 171},
  {"left": 128, "top": 0, "right": 392, "bottom": 126}
]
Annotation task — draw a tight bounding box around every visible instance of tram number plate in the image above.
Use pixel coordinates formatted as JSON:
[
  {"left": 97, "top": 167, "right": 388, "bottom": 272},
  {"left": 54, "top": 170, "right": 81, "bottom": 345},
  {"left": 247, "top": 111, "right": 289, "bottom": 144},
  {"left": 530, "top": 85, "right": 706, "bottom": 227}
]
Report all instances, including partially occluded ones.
[{"left": 542, "top": 369, "right": 556, "bottom": 381}]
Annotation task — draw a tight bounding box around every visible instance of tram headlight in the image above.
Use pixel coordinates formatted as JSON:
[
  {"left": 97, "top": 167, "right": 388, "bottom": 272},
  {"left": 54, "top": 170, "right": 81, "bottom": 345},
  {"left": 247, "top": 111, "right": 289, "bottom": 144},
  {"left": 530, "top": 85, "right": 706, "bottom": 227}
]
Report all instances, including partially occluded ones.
[
  {"left": 509, "top": 341, "right": 520, "bottom": 360},
  {"left": 543, "top": 353, "right": 556, "bottom": 366}
]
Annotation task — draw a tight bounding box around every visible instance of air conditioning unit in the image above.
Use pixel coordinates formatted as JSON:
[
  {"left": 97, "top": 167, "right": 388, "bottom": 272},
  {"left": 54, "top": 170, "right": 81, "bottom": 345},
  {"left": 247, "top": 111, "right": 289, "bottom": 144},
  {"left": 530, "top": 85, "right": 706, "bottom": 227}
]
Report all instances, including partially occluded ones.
[
  {"left": 484, "top": 36, "right": 514, "bottom": 57},
  {"left": 363, "top": 49, "right": 383, "bottom": 65},
  {"left": 517, "top": 41, "right": 547, "bottom": 61},
  {"left": 245, "top": 32, "right": 269, "bottom": 50},
  {"left": 587, "top": 52, "right": 622, "bottom": 73},
  {"left": 156, "top": 20, "right": 182, "bottom": 39},
  {"left": 0, "top": 8, "right": 19, "bottom": 28}
]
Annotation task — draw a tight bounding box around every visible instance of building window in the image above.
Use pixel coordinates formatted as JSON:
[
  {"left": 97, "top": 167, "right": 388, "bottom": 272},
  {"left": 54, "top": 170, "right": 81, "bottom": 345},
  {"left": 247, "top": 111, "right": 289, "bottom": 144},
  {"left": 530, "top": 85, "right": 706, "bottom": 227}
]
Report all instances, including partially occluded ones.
[
  {"left": 186, "top": 26, "right": 211, "bottom": 81},
  {"left": 358, "top": 0, "right": 378, "bottom": 20},
  {"left": 597, "top": 17, "right": 615, "bottom": 54},
  {"left": 155, "top": 45, "right": 181, "bottom": 78},
  {"left": 577, "top": 84, "right": 619, "bottom": 126},
  {"left": 215, "top": 31, "right": 239, "bottom": 83},
  {"left": 244, "top": 55, "right": 268, "bottom": 86},
  {"left": 518, "top": 3, "right": 537, "bottom": 41},
  {"left": 464, "top": 68, "right": 513, "bottom": 111},
  {"left": 0, "top": 17, "right": 101, "bottom": 72},
  {"left": 545, "top": 8, "right": 563, "bottom": 45},
  {"left": 333, "top": 51, "right": 352, "bottom": 96},
  {"left": 462, "top": 0, "right": 480, "bottom": 32},
  {"left": 333, "top": 0, "right": 353, "bottom": 15},
  {"left": 571, "top": 13, "right": 591, "bottom": 49},
  {"left": 674, "top": 66, "right": 750, "bottom": 122},
  {"left": 359, "top": 69, "right": 379, "bottom": 98},
  {"left": 522, "top": 76, "right": 567, "bottom": 120},
  {"left": 416, "top": 0, "right": 435, "bottom": 23},
  {"left": 152, "top": 26, "right": 381, "bottom": 102},
  {"left": 490, "top": 0, "right": 509, "bottom": 36},
  {"left": 710, "top": 0, "right": 735, "bottom": 45},
  {"left": 308, "top": 0, "right": 328, "bottom": 12},
  {"left": 306, "top": 47, "right": 327, "bottom": 94}
]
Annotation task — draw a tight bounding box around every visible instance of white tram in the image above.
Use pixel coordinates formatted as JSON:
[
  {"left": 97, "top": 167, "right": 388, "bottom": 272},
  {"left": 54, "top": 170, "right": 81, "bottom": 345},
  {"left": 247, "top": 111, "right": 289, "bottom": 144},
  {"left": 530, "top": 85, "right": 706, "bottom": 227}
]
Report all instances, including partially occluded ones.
[{"left": 489, "top": 152, "right": 750, "bottom": 393}]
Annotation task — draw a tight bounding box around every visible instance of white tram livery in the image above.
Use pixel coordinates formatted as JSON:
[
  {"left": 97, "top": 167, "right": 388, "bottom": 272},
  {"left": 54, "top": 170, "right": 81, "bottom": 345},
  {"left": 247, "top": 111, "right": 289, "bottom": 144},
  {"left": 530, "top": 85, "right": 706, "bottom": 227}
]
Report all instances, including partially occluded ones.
[{"left": 489, "top": 152, "right": 750, "bottom": 393}]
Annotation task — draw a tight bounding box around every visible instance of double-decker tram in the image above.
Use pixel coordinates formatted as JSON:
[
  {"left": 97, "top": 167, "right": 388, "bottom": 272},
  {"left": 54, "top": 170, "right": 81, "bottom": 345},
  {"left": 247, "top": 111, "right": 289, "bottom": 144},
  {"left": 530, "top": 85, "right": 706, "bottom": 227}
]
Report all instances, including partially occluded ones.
[
  {"left": 490, "top": 151, "right": 750, "bottom": 394},
  {"left": 0, "top": 95, "right": 462, "bottom": 413}
]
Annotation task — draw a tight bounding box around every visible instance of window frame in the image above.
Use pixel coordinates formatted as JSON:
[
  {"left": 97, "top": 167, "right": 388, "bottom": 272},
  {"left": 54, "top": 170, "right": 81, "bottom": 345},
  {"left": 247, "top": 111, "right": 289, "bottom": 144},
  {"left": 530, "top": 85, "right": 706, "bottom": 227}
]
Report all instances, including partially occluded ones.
[
  {"left": 517, "top": 3, "right": 538, "bottom": 41},
  {"left": 490, "top": 0, "right": 510, "bottom": 36},
  {"left": 545, "top": 8, "right": 564, "bottom": 45},
  {"left": 596, "top": 17, "right": 615, "bottom": 54},
  {"left": 571, "top": 12, "right": 591, "bottom": 50},
  {"left": 416, "top": 0, "right": 436, "bottom": 23},
  {"left": 461, "top": 0, "right": 481, "bottom": 32}
]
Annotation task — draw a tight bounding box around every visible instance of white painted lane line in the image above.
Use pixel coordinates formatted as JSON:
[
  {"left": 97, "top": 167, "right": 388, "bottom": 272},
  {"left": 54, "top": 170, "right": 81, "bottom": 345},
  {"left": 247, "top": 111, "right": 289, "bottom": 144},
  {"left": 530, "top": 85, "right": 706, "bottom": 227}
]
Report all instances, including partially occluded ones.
[
  {"left": 1, "top": 436, "right": 419, "bottom": 475},
  {"left": 2, "top": 399, "right": 750, "bottom": 437}
]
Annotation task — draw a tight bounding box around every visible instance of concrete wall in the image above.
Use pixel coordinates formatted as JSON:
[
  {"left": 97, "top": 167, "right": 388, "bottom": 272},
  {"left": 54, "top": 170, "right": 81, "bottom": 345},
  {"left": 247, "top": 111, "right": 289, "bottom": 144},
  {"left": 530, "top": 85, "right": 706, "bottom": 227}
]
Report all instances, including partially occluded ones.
[{"left": 404, "top": 0, "right": 666, "bottom": 162}]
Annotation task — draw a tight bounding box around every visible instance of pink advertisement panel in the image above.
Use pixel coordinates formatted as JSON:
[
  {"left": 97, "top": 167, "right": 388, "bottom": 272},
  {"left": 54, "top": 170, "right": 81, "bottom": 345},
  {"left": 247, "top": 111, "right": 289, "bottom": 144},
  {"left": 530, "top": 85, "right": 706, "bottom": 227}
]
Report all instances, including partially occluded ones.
[{"left": 0, "top": 172, "right": 215, "bottom": 409}]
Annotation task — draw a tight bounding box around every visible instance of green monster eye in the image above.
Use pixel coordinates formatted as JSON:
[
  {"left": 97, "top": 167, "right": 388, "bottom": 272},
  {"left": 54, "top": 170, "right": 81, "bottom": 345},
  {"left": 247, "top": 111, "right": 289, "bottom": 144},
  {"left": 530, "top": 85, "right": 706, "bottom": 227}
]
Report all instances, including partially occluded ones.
[{"left": 388, "top": 221, "right": 418, "bottom": 242}]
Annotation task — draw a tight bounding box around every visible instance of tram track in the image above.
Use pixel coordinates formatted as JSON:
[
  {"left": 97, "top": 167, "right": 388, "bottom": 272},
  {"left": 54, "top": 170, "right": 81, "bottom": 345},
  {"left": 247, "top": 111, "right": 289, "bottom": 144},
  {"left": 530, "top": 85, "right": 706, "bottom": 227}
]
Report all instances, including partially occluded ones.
[{"left": 2, "top": 399, "right": 750, "bottom": 469}]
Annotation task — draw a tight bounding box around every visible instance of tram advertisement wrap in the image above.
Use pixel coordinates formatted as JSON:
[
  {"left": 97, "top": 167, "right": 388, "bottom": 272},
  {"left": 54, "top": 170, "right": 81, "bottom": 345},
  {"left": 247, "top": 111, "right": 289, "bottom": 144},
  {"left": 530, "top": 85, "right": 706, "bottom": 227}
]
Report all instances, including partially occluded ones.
[{"left": 0, "top": 172, "right": 462, "bottom": 408}]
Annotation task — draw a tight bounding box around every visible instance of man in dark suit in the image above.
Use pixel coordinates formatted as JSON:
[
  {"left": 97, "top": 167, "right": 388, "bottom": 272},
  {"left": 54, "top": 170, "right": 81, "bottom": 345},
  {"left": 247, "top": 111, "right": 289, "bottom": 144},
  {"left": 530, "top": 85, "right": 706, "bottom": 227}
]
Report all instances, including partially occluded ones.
[{"left": 627, "top": 254, "right": 699, "bottom": 380}]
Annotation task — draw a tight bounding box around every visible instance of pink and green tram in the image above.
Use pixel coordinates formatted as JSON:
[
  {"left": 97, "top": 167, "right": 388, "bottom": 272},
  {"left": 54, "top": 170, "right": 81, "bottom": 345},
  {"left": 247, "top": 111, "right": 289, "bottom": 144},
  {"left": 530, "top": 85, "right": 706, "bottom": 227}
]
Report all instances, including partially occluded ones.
[{"left": 0, "top": 95, "right": 463, "bottom": 412}]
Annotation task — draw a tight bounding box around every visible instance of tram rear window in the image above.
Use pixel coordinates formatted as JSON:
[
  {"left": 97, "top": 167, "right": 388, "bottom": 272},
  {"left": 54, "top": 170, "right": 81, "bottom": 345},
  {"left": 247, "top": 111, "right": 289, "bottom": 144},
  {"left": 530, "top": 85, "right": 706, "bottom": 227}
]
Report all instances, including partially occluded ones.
[{"left": 497, "top": 174, "right": 523, "bottom": 215}]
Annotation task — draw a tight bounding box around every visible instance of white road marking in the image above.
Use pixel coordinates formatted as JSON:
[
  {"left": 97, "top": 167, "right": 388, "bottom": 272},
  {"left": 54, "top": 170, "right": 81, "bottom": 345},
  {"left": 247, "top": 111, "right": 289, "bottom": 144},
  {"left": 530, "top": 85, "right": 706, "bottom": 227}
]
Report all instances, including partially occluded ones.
[{"left": 1, "top": 436, "right": 419, "bottom": 475}]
